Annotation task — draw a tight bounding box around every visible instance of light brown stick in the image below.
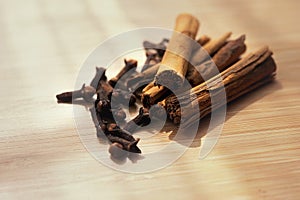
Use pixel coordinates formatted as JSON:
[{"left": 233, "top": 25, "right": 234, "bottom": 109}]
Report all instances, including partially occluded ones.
[
  {"left": 190, "top": 32, "right": 232, "bottom": 66},
  {"left": 142, "top": 13, "right": 200, "bottom": 107},
  {"left": 165, "top": 46, "right": 277, "bottom": 127},
  {"left": 197, "top": 35, "right": 211, "bottom": 46},
  {"left": 187, "top": 35, "right": 246, "bottom": 86},
  {"left": 154, "top": 13, "right": 200, "bottom": 89}
]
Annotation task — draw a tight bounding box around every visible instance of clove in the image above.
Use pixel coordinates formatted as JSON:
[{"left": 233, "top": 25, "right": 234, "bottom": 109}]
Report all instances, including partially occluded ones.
[
  {"left": 105, "top": 123, "right": 141, "bottom": 153},
  {"left": 124, "top": 107, "right": 151, "bottom": 133},
  {"left": 109, "top": 59, "right": 138, "bottom": 87},
  {"left": 111, "top": 89, "right": 136, "bottom": 107},
  {"left": 141, "top": 38, "right": 169, "bottom": 72},
  {"left": 56, "top": 84, "right": 96, "bottom": 103},
  {"left": 90, "top": 67, "right": 107, "bottom": 89}
]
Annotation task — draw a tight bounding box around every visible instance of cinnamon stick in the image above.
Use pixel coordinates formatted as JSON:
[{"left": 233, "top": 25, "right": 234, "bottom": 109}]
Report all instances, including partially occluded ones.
[
  {"left": 142, "top": 14, "right": 199, "bottom": 107},
  {"left": 141, "top": 34, "right": 246, "bottom": 106},
  {"left": 141, "top": 84, "right": 169, "bottom": 107},
  {"left": 204, "top": 32, "right": 232, "bottom": 55},
  {"left": 154, "top": 13, "right": 199, "bottom": 89},
  {"left": 126, "top": 63, "right": 160, "bottom": 98},
  {"left": 197, "top": 35, "right": 211, "bottom": 46},
  {"left": 165, "top": 46, "right": 277, "bottom": 127},
  {"left": 213, "top": 35, "right": 246, "bottom": 69},
  {"left": 190, "top": 32, "right": 232, "bottom": 66},
  {"left": 129, "top": 35, "right": 212, "bottom": 102},
  {"left": 187, "top": 35, "right": 246, "bottom": 86}
]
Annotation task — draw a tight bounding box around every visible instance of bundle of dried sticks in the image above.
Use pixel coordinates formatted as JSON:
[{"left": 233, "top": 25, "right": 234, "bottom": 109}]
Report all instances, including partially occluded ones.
[{"left": 56, "top": 13, "right": 277, "bottom": 158}]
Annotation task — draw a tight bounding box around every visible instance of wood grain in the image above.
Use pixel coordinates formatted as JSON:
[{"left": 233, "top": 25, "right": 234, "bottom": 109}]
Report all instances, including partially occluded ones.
[{"left": 0, "top": 0, "right": 299, "bottom": 199}]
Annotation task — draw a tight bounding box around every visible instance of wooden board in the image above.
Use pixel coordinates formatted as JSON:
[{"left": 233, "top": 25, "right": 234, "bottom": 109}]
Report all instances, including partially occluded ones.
[{"left": 0, "top": 0, "right": 299, "bottom": 199}]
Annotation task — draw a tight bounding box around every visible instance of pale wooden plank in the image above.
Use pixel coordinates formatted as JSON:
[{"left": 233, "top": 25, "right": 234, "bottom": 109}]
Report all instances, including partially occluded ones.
[{"left": 0, "top": 0, "right": 299, "bottom": 199}]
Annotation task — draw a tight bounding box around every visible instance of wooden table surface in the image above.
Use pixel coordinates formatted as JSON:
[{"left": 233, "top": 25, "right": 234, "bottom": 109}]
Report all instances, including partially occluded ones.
[{"left": 0, "top": 0, "right": 299, "bottom": 199}]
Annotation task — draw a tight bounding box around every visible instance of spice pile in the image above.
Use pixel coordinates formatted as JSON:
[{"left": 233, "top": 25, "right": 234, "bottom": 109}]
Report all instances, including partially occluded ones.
[{"left": 56, "top": 13, "right": 277, "bottom": 158}]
